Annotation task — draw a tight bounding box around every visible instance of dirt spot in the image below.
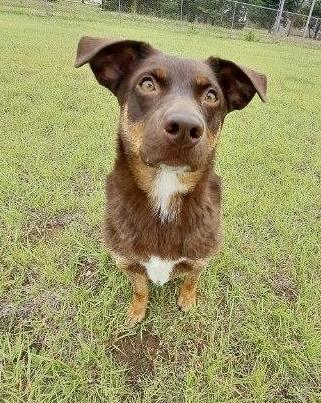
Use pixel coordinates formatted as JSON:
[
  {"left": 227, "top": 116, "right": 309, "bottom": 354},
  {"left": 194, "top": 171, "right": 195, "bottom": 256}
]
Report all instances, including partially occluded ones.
[
  {"left": 83, "top": 223, "right": 102, "bottom": 240},
  {"left": 46, "top": 211, "right": 81, "bottom": 232},
  {"left": 23, "top": 209, "right": 83, "bottom": 243},
  {"left": 270, "top": 272, "right": 298, "bottom": 302},
  {"left": 19, "top": 169, "right": 30, "bottom": 183},
  {"left": 21, "top": 267, "right": 38, "bottom": 287},
  {"left": 110, "top": 332, "right": 169, "bottom": 389},
  {"left": 75, "top": 256, "right": 99, "bottom": 289},
  {"left": 297, "top": 163, "right": 321, "bottom": 184},
  {"left": 0, "top": 290, "right": 62, "bottom": 332},
  {"left": 276, "top": 384, "right": 295, "bottom": 401},
  {"left": 110, "top": 328, "right": 208, "bottom": 395},
  {"left": 292, "top": 209, "right": 306, "bottom": 225},
  {"left": 71, "top": 171, "right": 98, "bottom": 196},
  {"left": 306, "top": 134, "right": 317, "bottom": 146}
]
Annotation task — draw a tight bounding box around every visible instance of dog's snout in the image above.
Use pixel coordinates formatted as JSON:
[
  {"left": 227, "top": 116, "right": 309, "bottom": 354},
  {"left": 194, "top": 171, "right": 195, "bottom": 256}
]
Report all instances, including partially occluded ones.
[{"left": 164, "top": 113, "right": 204, "bottom": 146}]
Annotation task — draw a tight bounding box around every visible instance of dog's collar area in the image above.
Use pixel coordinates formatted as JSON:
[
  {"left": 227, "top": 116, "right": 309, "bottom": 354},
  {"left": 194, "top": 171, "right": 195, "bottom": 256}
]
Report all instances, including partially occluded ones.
[{"left": 151, "top": 164, "right": 189, "bottom": 223}]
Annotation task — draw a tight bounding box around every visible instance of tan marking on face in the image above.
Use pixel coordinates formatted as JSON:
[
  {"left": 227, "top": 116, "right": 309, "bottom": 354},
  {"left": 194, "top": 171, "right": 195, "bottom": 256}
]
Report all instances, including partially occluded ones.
[
  {"left": 180, "top": 169, "right": 204, "bottom": 191},
  {"left": 196, "top": 75, "right": 211, "bottom": 87},
  {"left": 153, "top": 68, "right": 167, "bottom": 81},
  {"left": 121, "top": 104, "right": 159, "bottom": 196},
  {"left": 121, "top": 105, "right": 221, "bottom": 220},
  {"left": 128, "top": 155, "right": 157, "bottom": 193},
  {"left": 208, "top": 122, "right": 223, "bottom": 149},
  {"left": 121, "top": 104, "right": 145, "bottom": 154}
]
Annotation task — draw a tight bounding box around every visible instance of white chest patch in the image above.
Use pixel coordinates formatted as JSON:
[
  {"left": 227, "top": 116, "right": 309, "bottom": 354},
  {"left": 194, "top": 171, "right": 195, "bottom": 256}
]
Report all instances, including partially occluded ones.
[
  {"left": 142, "top": 256, "right": 186, "bottom": 285},
  {"left": 152, "top": 164, "right": 188, "bottom": 222}
]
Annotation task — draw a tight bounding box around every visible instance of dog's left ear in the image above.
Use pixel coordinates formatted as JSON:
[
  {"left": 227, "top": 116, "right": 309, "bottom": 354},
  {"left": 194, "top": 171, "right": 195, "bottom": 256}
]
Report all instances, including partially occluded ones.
[
  {"left": 75, "top": 36, "right": 156, "bottom": 95},
  {"left": 207, "top": 57, "right": 267, "bottom": 112}
]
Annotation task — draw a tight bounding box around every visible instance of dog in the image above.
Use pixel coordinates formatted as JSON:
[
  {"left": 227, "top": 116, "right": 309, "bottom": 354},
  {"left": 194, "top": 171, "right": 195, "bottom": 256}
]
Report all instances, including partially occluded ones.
[{"left": 75, "top": 37, "right": 267, "bottom": 326}]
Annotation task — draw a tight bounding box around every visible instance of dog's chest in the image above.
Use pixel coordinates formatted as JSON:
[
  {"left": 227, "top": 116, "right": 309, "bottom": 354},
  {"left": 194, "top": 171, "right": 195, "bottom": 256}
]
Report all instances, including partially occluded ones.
[
  {"left": 141, "top": 256, "right": 185, "bottom": 285},
  {"left": 152, "top": 165, "right": 188, "bottom": 222}
]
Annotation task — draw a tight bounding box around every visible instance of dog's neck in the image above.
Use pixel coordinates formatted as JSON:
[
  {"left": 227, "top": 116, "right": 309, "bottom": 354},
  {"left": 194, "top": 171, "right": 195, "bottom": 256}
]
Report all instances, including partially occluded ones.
[{"left": 114, "top": 139, "right": 214, "bottom": 223}]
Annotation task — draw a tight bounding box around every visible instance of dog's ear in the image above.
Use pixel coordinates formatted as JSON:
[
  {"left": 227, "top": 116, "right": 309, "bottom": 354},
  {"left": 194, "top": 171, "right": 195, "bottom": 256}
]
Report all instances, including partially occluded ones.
[
  {"left": 207, "top": 57, "right": 267, "bottom": 112},
  {"left": 75, "top": 36, "right": 156, "bottom": 94}
]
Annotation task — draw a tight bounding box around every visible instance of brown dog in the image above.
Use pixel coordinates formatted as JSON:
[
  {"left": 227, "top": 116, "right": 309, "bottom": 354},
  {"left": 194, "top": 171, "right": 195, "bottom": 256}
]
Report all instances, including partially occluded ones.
[{"left": 75, "top": 37, "right": 267, "bottom": 326}]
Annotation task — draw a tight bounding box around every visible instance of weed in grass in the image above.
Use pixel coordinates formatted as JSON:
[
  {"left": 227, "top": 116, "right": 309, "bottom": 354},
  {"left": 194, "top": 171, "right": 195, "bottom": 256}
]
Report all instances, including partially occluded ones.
[{"left": 244, "top": 29, "right": 257, "bottom": 42}]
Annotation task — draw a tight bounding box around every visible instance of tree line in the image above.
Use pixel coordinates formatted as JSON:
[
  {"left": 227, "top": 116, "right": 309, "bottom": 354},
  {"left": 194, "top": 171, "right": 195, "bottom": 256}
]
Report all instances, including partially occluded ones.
[{"left": 101, "top": 0, "right": 321, "bottom": 35}]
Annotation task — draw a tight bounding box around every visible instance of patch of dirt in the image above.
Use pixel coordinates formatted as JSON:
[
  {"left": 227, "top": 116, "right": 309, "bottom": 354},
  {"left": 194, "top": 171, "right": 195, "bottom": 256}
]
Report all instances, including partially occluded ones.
[
  {"left": 71, "top": 171, "right": 98, "bottom": 196},
  {"left": 110, "top": 327, "right": 209, "bottom": 396},
  {"left": 23, "top": 209, "right": 83, "bottom": 243},
  {"left": 264, "top": 218, "right": 279, "bottom": 238},
  {"left": 75, "top": 256, "right": 99, "bottom": 289},
  {"left": 0, "top": 290, "right": 62, "bottom": 332},
  {"left": 110, "top": 332, "right": 169, "bottom": 389},
  {"left": 46, "top": 211, "right": 80, "bottom": 232},
  {"left": 18, "top": 169, "right": 30, "bottom": 183},
  {"left": 297, "top": 163, "right": 321, "bottom": 184},
  {"left": 21, "top": 267, "right": 38, "bottom": 287},
  {"left": 83, "top": 223, "right": 102, "bottom": 240},
  {"left": 270, "top": 272, "right": 298, "bottom": 302}
]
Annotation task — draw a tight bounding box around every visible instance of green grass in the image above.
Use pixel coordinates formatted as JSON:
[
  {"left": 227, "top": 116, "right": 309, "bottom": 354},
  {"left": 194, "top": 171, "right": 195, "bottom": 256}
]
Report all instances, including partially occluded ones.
[{"left": 1, "top": 2, "right": 321, "bottom": 402}]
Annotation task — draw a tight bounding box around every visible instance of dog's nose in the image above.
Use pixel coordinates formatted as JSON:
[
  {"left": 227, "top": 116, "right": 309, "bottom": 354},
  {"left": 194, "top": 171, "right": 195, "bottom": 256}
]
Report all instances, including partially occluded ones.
[{"left": 164, "top": 113, "right": 204, "bottom": 146}]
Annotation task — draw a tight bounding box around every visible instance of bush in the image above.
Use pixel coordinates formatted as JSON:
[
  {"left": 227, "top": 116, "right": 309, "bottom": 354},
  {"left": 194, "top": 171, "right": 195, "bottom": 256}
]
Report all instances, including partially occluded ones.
[{"left": 244, "top": 30, "right": 256, "bottom": 41}]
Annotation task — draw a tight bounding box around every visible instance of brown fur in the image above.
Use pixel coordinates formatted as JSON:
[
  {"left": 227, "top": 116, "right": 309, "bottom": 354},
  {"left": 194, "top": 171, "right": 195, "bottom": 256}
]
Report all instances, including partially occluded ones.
[
  {"left": 153, "top": 67, "right": 167, "bottom": 81},
  {"left": 75, "top": 37, "right": 267, "bottom": 325},
  {"left": 196, "top": 75, "right": 211, "bottom": 87},
  {"left": 177, "top": 260, "right": 205, "bottom": 312},
  {"left": 125, "top": 268, "right": 149, "bottom": 326},
  {"left": 105, "top": 153, "right": 222, "bottom": 260}
]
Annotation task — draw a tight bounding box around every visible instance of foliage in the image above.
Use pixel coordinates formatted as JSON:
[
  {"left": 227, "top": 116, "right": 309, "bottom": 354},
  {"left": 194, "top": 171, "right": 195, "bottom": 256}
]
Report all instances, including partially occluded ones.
[
  {"left": 301, "top": 0, "right": 321, "bottom": 18},
  {"left": 102, "top": 0, "right": 312, "bottom": 27},
  {"left": 244, "top": 28, "right": 257, "bottom": 40},
  {"left": 102, "top": 0, "right": 180, "bottom": 18}
]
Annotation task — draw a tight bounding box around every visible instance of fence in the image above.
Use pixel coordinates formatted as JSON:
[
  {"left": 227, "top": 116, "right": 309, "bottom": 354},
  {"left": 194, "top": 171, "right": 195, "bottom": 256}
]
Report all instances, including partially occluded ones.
[
  {"left": 99, "top": 0, "right": 321, "bottom": 39},
  {"left": 5, "top": 0, "right": 321, "bottom": 41}
]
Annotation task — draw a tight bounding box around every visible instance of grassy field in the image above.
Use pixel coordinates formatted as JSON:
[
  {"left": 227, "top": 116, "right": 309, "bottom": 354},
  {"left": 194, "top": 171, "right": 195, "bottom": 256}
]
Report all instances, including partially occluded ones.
[{"left": 1, "top": 2, "right": 321, "bottom": 402}]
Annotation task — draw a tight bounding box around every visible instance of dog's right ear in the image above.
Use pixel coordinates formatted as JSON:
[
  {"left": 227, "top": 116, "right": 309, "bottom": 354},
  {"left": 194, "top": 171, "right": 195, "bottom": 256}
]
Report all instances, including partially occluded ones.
[
  {"left": 207, "top": 57, "right": 267, "bottom": 112},
  {"left": 75, "top": 36, "right": 156, "bottom": 94}
]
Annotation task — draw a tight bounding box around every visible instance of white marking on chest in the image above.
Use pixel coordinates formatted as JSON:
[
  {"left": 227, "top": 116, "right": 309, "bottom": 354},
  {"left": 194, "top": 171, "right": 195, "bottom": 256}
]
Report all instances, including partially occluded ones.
[
  {"left": 142, "top": 256, "right": 186, "bottom": 285},
  {"left": 152, "top": 164, "right": 188, "bottom": 222}
]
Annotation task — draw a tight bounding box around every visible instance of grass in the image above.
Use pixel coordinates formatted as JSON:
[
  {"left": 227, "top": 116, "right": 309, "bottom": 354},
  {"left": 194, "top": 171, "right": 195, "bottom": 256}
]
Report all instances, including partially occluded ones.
[{"left": 1, "top": 1, "right": 321, "bottom": 402}]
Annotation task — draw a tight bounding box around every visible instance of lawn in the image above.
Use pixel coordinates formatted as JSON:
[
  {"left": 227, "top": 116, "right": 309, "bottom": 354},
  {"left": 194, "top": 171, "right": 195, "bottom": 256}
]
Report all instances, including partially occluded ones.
[{"left": 1, "top": 1, "right": 321, "bottom": 402}]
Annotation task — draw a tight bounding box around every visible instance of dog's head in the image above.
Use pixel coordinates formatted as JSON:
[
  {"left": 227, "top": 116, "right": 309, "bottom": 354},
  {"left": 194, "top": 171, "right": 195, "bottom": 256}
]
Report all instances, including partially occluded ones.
[{"left": 75, "top": 37, "right": 267, "bottom": 171}]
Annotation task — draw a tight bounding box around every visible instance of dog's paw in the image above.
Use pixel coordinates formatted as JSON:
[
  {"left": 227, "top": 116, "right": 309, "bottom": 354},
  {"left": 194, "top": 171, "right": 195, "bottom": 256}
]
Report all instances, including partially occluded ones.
[
  {"left": 127, "top": 302, "right": 147, "bottom": 327},
  {"left": 177, "top": 290, "right": 196, "bottom": 312}
]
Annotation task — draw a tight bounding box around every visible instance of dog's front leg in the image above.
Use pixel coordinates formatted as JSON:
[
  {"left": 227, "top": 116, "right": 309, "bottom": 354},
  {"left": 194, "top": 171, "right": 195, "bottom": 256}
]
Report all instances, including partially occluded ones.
[
  {"left": 122, "top": 266, "right": 149, "bottom": 326},
  {"left": 177, "top": 261, "right": 205, "bottom": 312}
]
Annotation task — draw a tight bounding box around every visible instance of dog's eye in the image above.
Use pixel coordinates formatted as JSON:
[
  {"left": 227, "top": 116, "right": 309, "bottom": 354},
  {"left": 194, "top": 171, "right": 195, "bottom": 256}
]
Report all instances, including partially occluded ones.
[
  {"left": 204, "top": 89, "right": 217, "bottom": 103},
  {"left": 139, "top": 77, "right": 156, "bottom": 92}
]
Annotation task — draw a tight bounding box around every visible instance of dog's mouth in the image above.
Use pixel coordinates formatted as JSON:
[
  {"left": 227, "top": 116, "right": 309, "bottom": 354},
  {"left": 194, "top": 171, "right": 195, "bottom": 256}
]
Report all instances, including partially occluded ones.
[{"left": 140, "top": 147, "right": 195, "bottom": 170}]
